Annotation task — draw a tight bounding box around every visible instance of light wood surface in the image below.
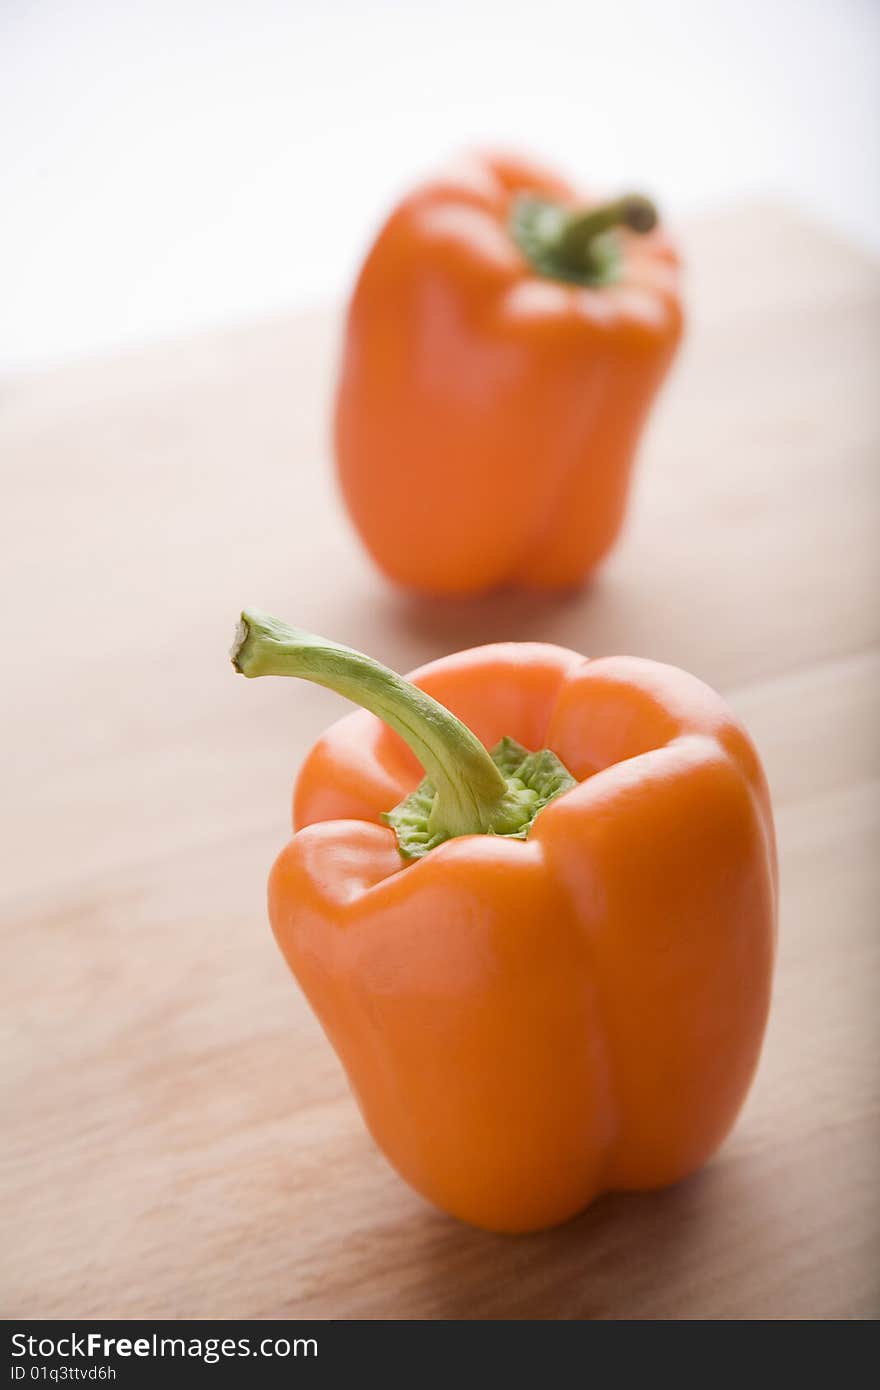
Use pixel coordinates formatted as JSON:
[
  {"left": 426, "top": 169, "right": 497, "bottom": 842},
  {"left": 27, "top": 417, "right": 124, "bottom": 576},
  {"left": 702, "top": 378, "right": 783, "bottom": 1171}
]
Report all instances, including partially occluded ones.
[{"left": 2, "top": 205, "right": 878, "bottom": 1320}]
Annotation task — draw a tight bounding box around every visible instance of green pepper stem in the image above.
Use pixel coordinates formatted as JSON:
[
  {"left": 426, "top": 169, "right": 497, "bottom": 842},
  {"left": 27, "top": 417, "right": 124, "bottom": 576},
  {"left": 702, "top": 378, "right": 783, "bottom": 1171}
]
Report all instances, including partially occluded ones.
[
  {"left": 232, "top": 609, "right": 509, "bottom": 840},
  {"left": 551, "top": 194, "right": 657, "bottom": 271},
  {"left": 509, "top": 191, "right": 659, "bottom": 287}
]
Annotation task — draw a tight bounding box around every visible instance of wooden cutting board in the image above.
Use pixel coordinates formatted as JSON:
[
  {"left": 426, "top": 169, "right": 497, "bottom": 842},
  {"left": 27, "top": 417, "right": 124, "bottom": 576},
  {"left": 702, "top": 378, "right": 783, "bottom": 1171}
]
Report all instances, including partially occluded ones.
[{"left": 2, "top": 205, "right": 878, "bottom": 1320}]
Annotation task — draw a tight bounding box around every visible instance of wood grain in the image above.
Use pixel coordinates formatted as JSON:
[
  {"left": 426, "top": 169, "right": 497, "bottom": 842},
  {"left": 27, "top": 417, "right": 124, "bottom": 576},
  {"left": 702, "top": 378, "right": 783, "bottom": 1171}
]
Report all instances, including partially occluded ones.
[{"left": 2, "top": 204, "right": 878, "bottom": 1320}]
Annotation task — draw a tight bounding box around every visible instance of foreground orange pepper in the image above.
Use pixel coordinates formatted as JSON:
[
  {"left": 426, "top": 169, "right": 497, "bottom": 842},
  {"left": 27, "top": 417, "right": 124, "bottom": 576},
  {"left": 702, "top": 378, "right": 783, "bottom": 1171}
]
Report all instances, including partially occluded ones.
[
  {"left": 234, "top": 611, "right": 776, "bottom": 1233},
  {"left": 335, "top": 151, "right": 683, "bottom": 595}
]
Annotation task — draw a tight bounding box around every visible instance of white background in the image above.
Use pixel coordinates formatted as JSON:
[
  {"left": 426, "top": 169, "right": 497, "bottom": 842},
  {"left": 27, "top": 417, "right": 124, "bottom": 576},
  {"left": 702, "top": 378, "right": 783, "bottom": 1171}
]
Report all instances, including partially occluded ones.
[{"left": 2, "top": 0, "right": 879, "bottom": 375}]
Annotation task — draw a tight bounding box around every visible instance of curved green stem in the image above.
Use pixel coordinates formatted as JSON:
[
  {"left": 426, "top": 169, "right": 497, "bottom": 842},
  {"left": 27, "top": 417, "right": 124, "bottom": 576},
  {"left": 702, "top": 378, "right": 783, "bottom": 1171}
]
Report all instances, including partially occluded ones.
[
  {"left": 552, "top": 194, "right": 657, "bottom": 268},
  {"left": 510, "top": 191, "right": 659, "bottom": 287},
  {"left": 232, "top": 609, "right": 508, "bottom": 841}
]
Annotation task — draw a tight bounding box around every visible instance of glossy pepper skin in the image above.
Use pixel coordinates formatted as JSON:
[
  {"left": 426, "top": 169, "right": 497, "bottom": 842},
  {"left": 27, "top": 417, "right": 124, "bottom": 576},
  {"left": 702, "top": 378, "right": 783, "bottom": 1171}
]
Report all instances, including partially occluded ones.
[
  {"left": 334, "top": 151, "right": 684, "bottom": 595},
  {"left": 264, "top": 639, "right": 776, "bottom": 1234}
]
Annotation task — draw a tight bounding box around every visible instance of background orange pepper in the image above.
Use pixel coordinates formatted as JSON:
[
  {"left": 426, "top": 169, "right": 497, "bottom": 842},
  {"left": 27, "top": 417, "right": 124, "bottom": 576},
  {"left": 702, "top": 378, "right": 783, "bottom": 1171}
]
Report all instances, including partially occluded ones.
[
  {"left": 334, "top": 150, "right": 684, "bottom": 595},
  {"left": 235, "top": 614, "right": 777, "bottom": 1234}
]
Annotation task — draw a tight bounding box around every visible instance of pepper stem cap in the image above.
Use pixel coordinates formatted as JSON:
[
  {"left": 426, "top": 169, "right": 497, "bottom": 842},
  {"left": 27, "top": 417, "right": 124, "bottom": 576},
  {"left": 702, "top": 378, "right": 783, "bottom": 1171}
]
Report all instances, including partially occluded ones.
[{"left": 232, "top": 609, "right": 576, "bottom": 859}]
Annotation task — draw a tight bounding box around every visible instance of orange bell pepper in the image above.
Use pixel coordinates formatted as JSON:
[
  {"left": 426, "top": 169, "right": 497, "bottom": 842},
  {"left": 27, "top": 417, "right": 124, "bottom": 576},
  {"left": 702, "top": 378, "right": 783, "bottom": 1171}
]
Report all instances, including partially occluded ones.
[
  {"left": 334, "top": 151, "right": 684, "bottom": 595},
  {"left": 233, "top": 611, "right": 776, "bottom": 1233}
]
